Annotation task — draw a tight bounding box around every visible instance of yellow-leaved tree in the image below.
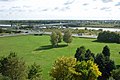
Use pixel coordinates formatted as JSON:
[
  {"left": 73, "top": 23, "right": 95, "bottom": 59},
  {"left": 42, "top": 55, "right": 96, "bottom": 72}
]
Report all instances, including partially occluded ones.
[
  {"left": 50, "top": 56, "right": 76, "bottom": 80},
  {"left": 50, "top": 56, "right": 101, "bottom": 80}
]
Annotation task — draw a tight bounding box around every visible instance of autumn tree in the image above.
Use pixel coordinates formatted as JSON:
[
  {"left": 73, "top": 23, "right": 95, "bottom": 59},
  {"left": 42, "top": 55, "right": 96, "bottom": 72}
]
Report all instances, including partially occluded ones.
[
  {"left": 70, "top": 60, "right": 102, "bottom": 80},
  {"left": 50, "top": 56, "right": 101, "bottom": 80},
  {"left": 50, "top": 56, "right": 76, "bottom": 80},
  {"left": 63, "top": 29, "right": 72, "bottom": 45}
]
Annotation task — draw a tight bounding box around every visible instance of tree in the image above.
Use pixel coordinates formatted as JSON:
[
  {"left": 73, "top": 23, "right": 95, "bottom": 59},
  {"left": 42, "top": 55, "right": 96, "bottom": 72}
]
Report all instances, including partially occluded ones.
[
  {"left": 85, "top": 49, "right": 95, "bottom": 61},
  {"left": 50, "top": 31, "right": 58, "bottom": 47},
  {"left": 75, "top": 46, "right": 95, "bottom": 61},
  {"left": 63, "top": 29, "right": 72, "bottom": 45},
  {"left": 55, "top": 30, "right": 62, "bottom": 43},
  {"left": 70, "top": 60, "right": 102, "bottom": 80},
  {"left": 97, "top": 31, "right": 120, "bottom": 43},
  {"left": 102, "top": 45, "right": 110, "bottom": 57},
  {"left": 50, "top": 30, "right": 62, "bottom": 47},
  {"left": 50, "top": 57, "right": 101, "bottom": 80},
  {"left": 0, "top": 52, "right": 27, "bottom": 80},
  {"left": 28, "top": 63, "right": 42, "bottom": 80},
  {"left": 95, "top": 53, "right": 116, "bottom": 80},
  {"left": 75, "top": 46, "right": 86, "bottom": 61},
  {"left": 50, "top": 56, "right": 76, "bottom": 80}
]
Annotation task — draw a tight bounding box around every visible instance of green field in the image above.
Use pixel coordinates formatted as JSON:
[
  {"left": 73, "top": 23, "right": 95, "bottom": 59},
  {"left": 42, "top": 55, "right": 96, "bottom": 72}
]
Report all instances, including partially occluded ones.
[{"left": 0, "top": 35, "right": 120, "bottom": 80}]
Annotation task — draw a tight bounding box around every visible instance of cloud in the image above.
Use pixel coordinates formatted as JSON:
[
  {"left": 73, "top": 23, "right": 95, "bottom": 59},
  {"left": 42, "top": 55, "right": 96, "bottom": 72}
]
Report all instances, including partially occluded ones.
[
  {"left": 64, "top": 0, "right": 75, "bottom": 5},
  {"left": 58, "top": 6, "right": 70, "bottom": 11},
  {"left": 52, "top": 6, "right": 70, "bottom": 11},
  {"left": 115, "top": 2, "right": 120, "bottom": 6},
  {"left": 0, "top": 0, "right": 9, "bottom": 1},
  {"left": 101, "top": 0, "right": 112, "bottom": 3},
  {"left": 23, "top": 5, "right": 31, "bottom": 8},
  {"left": 93, "top": 7, "right": 98, "bottom": 9},
  {"left": 41, "top": 9, "right": 48, "bottom": 11},
  {"left": 11, "top": 6, "right": 20, "bottom": 9},
  {"left": 54, "top": 7, "right": 59, "bottom": 10},
  {"left": 100, "top": 7, "right": 110, "bottom": 10},
  {"left": 100, "top": 7, "right": 111, "bottom": 11},
  {"left": 0, "top": 9, "right": 4, "bottom": 12},
  {"left": 0, "top": 0, "right": 15, "bottom": 1},
  {"left": 83, "top": 3, "right": 89, "bottom": 6},
  {"left": 0, "top": 0, "right": 120, "bottom": 20}
]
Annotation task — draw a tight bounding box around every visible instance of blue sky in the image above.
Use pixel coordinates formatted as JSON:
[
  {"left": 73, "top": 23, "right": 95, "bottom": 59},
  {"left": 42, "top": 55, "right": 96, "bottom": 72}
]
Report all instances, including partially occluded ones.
[{"left": 0, "top": 0, "right": 120, "bottom": 20}]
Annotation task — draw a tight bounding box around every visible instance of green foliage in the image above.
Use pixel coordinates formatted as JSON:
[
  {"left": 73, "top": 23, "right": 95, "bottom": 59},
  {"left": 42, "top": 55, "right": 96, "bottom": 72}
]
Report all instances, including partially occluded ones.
[
  {"left": 102, "top": 45, "right": 110, "bottom": 57},
  {"left": 50, "top": 30, "right": 62, "bottom": 47},
  {"left": 75, "top": 46, "right": 95, "bottom": 61},
  {"left": 75, "top": 46, "right": 86, "bottom": 61},
  {"left": 0, "top": 28, "right": 11, "bottom": 33},
  {"left": 78, "top": 29, "right": 85, "bottom": 34},
  {"left": 95, "top": 46, "right": 116, "bottom": 80},
  {"left": 0, "top": 52, "right": 27, "bottom": 80},
  {"left": 50, "top": 57, "right": 101, "bottom": 80},
  {"left": 97, "top": 31, "right": 120, "bottom": 43},
  {"left": 70, "top": 60, "right": 102, "bottom": 80},
  {"left": 112, "top": 68, "right": 120, "bottom": 80},
  {"left": 63, "top": 29, "right": 72, "bottom": 45},
  {"left": 50, "top": 31, "right": 58, "bottom": 47},
  {"left": 85, "top": 49, "right": 95, "bottom": 61},
  {"left": 55, "top": 30, "right": 62, "bottom": 43},
  {"left": 0, "top": 73, "right": 11, "bottom": 80},
  {"left": 28, "top": 63, "right": 42, "bottom": 80}
]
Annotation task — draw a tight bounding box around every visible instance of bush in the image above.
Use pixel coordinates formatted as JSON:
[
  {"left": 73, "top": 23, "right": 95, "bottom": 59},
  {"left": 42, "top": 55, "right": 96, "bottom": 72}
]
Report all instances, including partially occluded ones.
[{"left": 97, "top": 31, "right": 120, "bottom": 43}]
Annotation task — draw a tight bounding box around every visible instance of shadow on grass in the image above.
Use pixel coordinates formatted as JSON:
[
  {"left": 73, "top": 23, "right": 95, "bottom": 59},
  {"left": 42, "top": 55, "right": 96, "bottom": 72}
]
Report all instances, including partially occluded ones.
[
  {"left": 34, "top": 44, "right": 68, "bottom": 51},
  {"left": 92, "top": 40, "right": 119, "bottom": 44}
]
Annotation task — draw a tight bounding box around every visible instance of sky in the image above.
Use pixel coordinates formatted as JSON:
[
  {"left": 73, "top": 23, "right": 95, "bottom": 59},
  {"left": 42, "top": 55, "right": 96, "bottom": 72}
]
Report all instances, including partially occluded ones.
[{"left": 0, "top": 0, "right": 120, "bottom": 20}]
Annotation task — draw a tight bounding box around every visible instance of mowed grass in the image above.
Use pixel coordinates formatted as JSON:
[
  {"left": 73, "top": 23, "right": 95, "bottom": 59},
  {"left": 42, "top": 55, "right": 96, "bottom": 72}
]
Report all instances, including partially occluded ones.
[{"left": 0, "top": 35, "right": 120, "bottom": 80}]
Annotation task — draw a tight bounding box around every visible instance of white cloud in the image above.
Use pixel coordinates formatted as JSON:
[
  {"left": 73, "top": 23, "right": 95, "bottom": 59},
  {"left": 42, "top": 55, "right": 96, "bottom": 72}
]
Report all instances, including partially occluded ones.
[{"left": 0, "top": 0, "right": 120, "bottom": 20}]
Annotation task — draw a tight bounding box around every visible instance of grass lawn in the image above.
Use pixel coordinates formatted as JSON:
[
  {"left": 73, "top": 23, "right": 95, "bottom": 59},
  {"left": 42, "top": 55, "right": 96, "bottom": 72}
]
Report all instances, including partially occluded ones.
[{"left": 0, "top": 35, "right": 120, "bottom": 80}]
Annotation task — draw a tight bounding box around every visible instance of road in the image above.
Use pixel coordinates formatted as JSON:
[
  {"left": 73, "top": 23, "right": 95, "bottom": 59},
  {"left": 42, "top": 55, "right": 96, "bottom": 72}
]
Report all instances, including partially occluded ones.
[{"left": 0, "top": 30, "right": 97, "bottom": 39}]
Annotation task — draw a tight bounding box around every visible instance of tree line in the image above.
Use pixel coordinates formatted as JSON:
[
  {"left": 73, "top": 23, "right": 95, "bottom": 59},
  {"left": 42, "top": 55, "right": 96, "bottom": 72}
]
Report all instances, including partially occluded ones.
[
  {"left": 97, "top": 31, "right": 120, "bottom": 43},
  {"left": 0, "top": 28, "right": 22, "bottom": 34}
]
